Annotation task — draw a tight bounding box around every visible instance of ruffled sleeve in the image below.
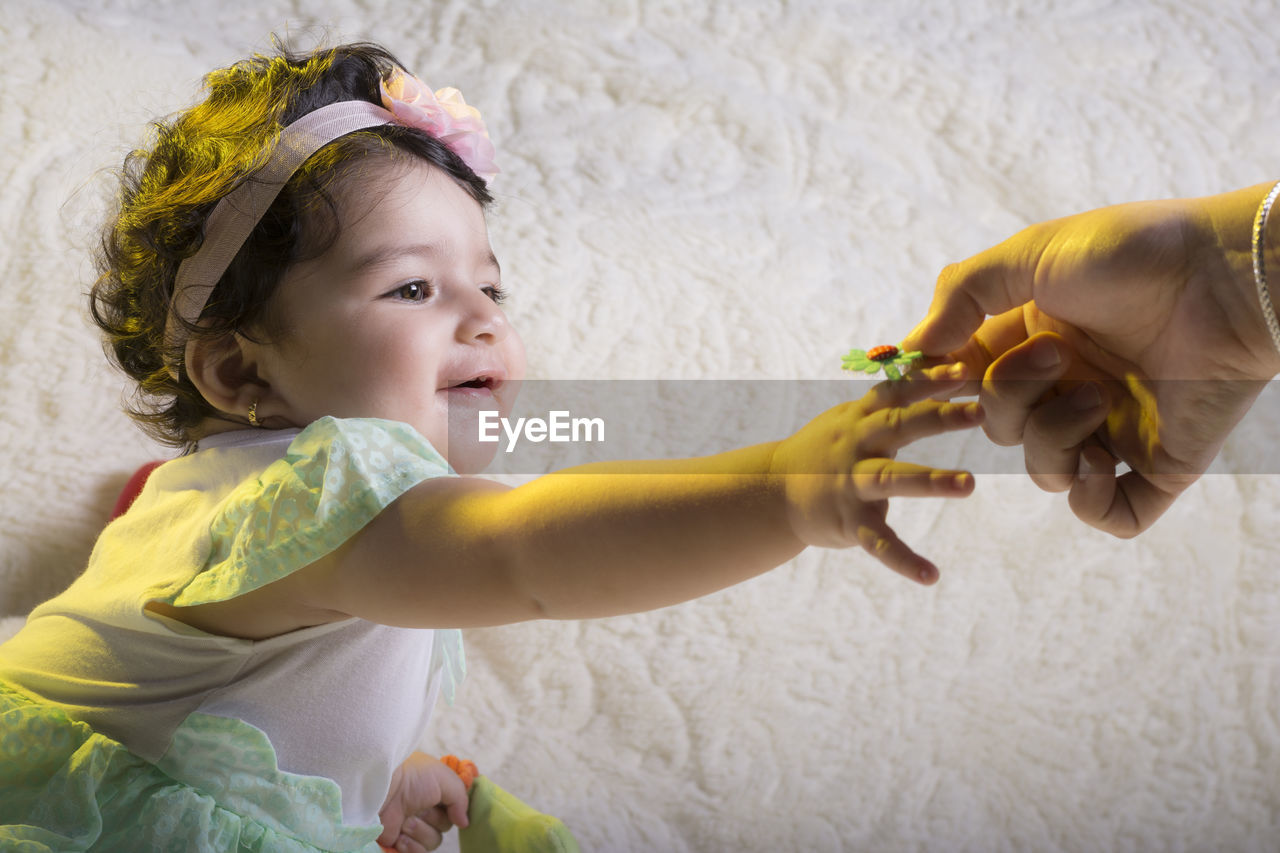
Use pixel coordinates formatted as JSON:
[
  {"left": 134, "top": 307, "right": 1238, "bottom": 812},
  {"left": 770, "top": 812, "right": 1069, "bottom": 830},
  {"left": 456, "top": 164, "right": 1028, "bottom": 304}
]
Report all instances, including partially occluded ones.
[{"left": 168, "top": 417, "right": 453, "bottom": 608}]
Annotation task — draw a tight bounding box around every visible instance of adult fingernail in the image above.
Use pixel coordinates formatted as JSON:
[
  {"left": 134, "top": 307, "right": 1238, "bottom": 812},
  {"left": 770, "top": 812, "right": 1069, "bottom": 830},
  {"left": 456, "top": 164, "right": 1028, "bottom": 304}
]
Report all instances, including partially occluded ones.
[
  {"left": 946, "top": 362, "right": 966, "bottom": 380},
  {"left": 1071, "top": 383, "right": 1101, "bottom": 410},
  {"left": 1029, "top": 337, "right": 1061, "bottom": 369}
]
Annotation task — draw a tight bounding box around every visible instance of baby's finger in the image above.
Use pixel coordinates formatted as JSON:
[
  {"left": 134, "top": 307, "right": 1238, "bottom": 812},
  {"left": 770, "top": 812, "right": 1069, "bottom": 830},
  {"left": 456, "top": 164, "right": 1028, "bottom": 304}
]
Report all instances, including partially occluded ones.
[
  {"left": 852, "top": 458, "right": 974, "bottom": 500},
  {"left": 377, "top": 806, "right": 407, "bottom": 848},
  {"left": 861, "top": 398, "right": 983, "bottom": 456},
  {"left": 436, "top": 767, "right": 470, "bottom": 829},
  {"left": 414, "top": 806, "right": 455, "bottom": 837},
  {"left": 864, "top": 362, "right": 969, "bottom": 411},
  {"left": 386, "top": 831, "right": 432, "bottom": 853},
  {"left": 446, "top": 796, "right": 469, "bottom": 829},
  {"left": 401, "top": 815, "right": 444, "bottom": 851},
  {"left": 855, "top": 520, "right": 939, "bottom": 585}
]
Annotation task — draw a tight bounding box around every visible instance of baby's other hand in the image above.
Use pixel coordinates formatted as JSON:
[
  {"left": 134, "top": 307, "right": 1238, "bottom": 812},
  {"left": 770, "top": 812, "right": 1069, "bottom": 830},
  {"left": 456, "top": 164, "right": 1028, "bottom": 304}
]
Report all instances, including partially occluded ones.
[
  {"left": 378, "top": 751, "right": 470, "bottom": 853},
  {"left": 771, "top": 363, "right": 982, "bottom": 584}
]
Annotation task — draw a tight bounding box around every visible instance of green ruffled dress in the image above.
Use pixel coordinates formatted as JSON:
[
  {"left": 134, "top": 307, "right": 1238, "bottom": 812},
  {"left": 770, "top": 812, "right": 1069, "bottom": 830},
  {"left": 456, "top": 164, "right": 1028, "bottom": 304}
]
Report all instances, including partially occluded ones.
[{"left": 0, "top": 417, "right": 463, "bottom": 852}]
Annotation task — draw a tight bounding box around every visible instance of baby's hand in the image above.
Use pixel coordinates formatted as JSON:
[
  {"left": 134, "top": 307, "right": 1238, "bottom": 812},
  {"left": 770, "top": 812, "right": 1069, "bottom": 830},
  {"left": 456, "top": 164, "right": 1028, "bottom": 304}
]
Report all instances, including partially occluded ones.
[
  {"left": 770, "top": 362, "right": 981, "bottom": 584},
  {"left": 377, "top": 751, "right": 470, "bottom": 853}
]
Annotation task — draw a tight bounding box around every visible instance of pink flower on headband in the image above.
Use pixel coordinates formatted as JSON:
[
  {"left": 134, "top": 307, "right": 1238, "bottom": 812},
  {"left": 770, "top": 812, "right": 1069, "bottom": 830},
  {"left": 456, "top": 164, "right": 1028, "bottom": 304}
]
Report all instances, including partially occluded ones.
[{"left": 380, "top": 71, "right": 499, "bottom": 183}]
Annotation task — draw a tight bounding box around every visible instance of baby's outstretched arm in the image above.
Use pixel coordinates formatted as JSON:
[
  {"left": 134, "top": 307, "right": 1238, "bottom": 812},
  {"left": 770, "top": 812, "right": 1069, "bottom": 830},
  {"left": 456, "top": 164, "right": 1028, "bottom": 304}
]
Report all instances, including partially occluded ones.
[{"left": 296, "top": 364, "right": 981, "bottom": 628}]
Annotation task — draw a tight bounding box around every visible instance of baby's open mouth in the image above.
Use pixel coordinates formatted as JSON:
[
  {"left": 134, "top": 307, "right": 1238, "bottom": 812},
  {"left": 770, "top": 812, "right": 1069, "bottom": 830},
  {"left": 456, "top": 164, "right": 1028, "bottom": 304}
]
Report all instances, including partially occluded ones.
[{"left": 445, "top": 375, "right": 501, "bottom": 391}]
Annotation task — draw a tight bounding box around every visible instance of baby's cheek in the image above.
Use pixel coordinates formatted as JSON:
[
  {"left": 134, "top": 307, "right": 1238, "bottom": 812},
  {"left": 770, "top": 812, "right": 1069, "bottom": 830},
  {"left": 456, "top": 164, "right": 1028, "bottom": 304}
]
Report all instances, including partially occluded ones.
[{"left": 504, "top": 330, "right": 528, "bottom": 380}]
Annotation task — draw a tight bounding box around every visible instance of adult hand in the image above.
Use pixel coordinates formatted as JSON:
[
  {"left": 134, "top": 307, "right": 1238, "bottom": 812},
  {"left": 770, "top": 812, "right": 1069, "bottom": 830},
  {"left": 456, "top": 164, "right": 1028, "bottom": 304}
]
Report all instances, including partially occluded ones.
[{"left": 902, "top": 183, "right": 1280, "bottom": 537}]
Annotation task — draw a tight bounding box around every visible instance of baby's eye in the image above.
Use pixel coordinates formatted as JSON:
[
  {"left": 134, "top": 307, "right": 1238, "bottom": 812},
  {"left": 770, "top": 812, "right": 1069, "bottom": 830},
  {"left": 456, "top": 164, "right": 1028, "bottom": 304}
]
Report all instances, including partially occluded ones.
[
  {"left": 391, "top": 280, "right": 432, "bottom": 302},
  {"left": 484, "top": 284, "right": 509, "bottom": 305}
]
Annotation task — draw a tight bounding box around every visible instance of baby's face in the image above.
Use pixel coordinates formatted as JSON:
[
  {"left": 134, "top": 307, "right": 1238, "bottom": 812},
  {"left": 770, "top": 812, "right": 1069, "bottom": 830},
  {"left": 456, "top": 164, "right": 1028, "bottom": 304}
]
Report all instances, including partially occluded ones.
[{"left": 260, "top": 161, "right": 525, "bottom": 472}]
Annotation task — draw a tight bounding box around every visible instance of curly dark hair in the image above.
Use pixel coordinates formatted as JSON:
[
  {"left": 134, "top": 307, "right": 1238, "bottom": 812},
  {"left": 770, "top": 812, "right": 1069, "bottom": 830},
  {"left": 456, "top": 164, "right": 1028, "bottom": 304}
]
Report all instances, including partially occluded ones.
[{"left": 89, "top": 41, "right": 493, "bottom": 450}]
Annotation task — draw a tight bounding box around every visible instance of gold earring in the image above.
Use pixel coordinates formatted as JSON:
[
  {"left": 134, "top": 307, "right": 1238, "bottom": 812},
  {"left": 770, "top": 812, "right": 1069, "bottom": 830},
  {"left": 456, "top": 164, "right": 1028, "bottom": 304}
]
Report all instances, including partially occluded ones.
[{"left": 247, "top": 400, "right": 261, "bottom": 428}]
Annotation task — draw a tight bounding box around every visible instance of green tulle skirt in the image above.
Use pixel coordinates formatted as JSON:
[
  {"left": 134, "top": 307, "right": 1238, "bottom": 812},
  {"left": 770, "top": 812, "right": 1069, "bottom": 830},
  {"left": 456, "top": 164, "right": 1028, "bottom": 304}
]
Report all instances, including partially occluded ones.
[{"left": 0, "top": 681, "right": 383, "bottom": 853}]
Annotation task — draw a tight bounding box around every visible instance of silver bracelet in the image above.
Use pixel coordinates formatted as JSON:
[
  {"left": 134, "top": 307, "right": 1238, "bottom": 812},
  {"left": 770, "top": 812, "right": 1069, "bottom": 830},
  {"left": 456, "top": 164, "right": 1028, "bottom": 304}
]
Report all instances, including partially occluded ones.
[{"left": 1250, "top": 179, "right": 1280, "bottom": 359}]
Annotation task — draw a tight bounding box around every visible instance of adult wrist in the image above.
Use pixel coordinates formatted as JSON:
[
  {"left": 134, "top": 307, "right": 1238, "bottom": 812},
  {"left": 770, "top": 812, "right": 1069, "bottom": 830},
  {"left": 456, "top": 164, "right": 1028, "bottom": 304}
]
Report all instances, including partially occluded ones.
[
  {"left": 1251, "top": 180, "right": 1280, "bottom": 376},
  {"left": 1203, "top": 182, "right": 1280, "bottom": 379}
]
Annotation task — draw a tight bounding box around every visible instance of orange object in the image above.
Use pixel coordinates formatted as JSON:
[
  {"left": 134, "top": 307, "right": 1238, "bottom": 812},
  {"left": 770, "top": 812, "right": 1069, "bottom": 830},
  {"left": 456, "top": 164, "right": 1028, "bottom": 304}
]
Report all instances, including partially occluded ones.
[
  {"left": 442, "top": 754, "right": 479, "bottom": 790},
  {"left": 866, "top": 344, "right": 900, "bottom": 362}
]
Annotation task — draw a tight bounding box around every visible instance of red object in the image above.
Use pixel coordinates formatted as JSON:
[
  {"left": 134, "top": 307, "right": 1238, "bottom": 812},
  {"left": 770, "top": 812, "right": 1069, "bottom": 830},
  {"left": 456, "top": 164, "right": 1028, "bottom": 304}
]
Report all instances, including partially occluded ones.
[
  {"left": 110, "top": 460, "right": 165, "bottom": 520},
  {"left": 866, "top": 344, "right": 900, "bottom": 362}
]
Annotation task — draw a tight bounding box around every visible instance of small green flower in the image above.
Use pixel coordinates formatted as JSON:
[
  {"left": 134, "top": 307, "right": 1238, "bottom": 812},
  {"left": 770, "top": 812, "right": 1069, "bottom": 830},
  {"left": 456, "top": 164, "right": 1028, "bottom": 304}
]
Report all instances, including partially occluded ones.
[{"left": 840, "top": 345, "right": 922, "bottom": 380}]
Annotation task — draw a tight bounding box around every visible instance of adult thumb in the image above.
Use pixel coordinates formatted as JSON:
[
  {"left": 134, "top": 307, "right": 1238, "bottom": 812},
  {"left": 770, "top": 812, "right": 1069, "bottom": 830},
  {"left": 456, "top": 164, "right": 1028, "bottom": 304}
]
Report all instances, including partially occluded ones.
[{"left": 902, "top": 233, "right": 1043, "bottom": 356}]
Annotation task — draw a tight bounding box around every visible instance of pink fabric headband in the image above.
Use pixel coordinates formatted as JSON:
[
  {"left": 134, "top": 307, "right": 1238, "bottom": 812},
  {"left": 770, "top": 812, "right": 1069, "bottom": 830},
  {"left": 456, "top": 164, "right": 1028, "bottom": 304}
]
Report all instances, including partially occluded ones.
[{"left": 165, "top": 72, "right": 497, "bottom": 375}]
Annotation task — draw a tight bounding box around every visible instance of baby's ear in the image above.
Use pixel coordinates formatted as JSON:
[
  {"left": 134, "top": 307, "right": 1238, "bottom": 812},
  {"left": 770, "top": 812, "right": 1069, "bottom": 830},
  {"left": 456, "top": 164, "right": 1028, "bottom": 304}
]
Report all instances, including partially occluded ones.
[{"left": 184, "top": 332, "right": 268, "bottom": 417}]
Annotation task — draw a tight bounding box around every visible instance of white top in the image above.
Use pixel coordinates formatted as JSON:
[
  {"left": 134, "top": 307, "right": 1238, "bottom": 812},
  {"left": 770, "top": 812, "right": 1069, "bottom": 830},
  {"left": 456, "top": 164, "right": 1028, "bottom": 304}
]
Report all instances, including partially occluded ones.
[{"left": 0, "top": 418, "right": 462, "bottom": 827}]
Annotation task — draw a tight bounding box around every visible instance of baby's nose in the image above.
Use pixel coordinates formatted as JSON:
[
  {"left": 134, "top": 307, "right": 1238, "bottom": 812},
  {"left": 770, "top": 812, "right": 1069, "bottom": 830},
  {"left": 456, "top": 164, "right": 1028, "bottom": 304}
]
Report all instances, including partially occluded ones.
[{"left": 457, "top": 291, "right": 509, "bottom": 342}]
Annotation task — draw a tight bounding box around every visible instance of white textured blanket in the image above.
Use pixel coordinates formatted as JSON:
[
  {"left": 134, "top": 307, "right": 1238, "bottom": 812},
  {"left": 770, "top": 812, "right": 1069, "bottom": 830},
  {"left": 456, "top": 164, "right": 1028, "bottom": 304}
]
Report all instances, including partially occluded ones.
[{"left": 2, "top": 1, "right": 1278, "bottom": 850}]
